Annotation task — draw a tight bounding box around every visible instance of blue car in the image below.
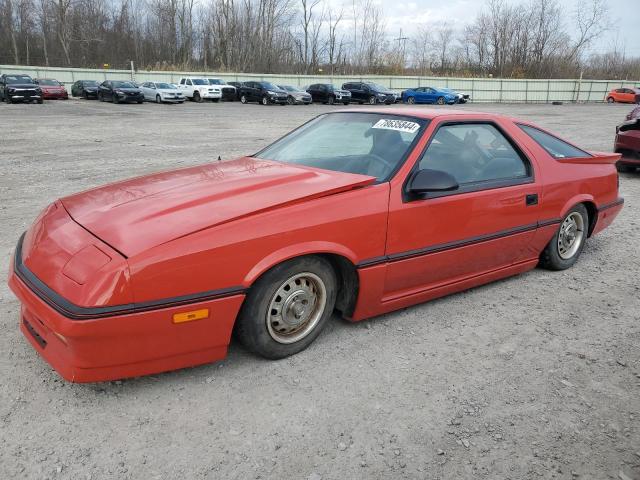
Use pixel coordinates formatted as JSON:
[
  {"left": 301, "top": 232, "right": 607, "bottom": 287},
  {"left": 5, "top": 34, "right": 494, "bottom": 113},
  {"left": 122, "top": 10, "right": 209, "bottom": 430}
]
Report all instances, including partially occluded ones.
[{"left": 402, "top": 87, "right": 458, "bottom": 105}]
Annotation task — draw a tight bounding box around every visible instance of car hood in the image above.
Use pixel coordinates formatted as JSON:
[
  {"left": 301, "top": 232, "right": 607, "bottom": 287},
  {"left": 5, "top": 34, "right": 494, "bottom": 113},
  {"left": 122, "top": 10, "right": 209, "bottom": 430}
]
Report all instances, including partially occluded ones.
[
  {"left": 8, "top": 83, "right": 38, "bottom": 89},
  {"left": 114, "top": 88, "right": 141, "bottom": 93},
  {"left": 61, "top": 157, "right": 375, "bottom": 257},
  {"left": 157, "top": 88, "right": 181, "bottom": 94}
]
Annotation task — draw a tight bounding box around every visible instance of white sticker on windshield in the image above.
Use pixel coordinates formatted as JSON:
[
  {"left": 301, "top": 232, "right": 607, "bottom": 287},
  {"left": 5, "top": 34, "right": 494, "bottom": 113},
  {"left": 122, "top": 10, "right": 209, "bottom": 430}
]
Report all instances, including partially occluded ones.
[{"left": 372, "top": 118, "right": 420, "bottom": 134}]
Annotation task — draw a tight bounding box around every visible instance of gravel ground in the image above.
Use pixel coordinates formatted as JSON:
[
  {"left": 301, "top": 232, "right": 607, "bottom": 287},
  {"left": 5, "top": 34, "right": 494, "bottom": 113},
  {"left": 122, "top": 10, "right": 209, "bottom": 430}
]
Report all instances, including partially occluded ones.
[{"left": 1, "top": 100, "right": 639, "bottom": 480}]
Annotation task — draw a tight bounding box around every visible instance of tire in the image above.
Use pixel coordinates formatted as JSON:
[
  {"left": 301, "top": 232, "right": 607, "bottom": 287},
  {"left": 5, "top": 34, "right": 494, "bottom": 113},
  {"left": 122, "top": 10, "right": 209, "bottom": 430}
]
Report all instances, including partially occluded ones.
[
  {"left": 112, "top": 94, "right": 119, "bottom": 104},
  {"left": 287, "top": 96, "right": 295, "bottom": 105},
  {"left": 368, "top": 95, "right": 377, "bottom": 105},
  {"left": 606, "top": 97, "right": 615, "bottom": 103},
  {"left": 37, "top": 98, "right": 43, "bottom": 104},
  {"left": 436, "top": 96, "right": 445, "bottom": 105},
  {"left": 616, "top": 162, "right": 635, "bottom": 173},
  {"left": 234, "top": 256, "right": 337, "bottom": 359},
  {"left": 193, "top": 91, "right": 202, "bottom": 103},
  {"left": 407, "top": 96, "right": 416, "bottom": 104},
  {"left": 240, "top": 94, "right": 247, "bottom": 104},
  {"left": 539, "top": 204, "right": 589, "bottom": 271},
  {"left": 343, "top": 101, "right": 350, "bottom": 105},
  {"left": 156, "top": 94, "right": 161, "bottom": 104},
  {"left": 83, "top": 91, "right": 88, "bottom": 100},
  {"left": 137, "top": 100, "right": 143, "bottom": 104},
  {"left": 328, "top": 96, "right": 335, "bottom": 105},
  {"left": 262, "top": 96, "right": 269, "bottom": 105},
  {"left": 98, "top": 93, "right": 103, "bottom": 102}
]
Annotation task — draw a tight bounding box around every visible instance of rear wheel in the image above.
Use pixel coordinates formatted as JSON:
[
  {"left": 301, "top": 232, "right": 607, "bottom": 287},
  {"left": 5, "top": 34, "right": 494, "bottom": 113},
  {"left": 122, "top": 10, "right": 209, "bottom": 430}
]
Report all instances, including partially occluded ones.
[
  {"left": 98, "top": 92, "right": 104, "bottom": 102},
  {"left": 368, "top": 95, "right": 377, "bottom": 105},
  {"left": 235, "top": 256, "right": 337, "bottom": 359},
  {"left": 407, "top": 96, "right": 416, "bottom": 104},
  {"left": 607, "top": 97, "right": 615, "bottom": 103},
  {"left": 112, "top": 94, "right": 119, "bottom": 104},
  {"left": 240, "top": 94, "right": 247, "bottom": 104},
  {"left": 436, "top": 96, "right": 445, "bottom": 105},
  {"left": 539, "top": 204, "right": 588, "bottom": 270},
  {"left": 83, "top": 91, "right": 88, "bottom": 100}
]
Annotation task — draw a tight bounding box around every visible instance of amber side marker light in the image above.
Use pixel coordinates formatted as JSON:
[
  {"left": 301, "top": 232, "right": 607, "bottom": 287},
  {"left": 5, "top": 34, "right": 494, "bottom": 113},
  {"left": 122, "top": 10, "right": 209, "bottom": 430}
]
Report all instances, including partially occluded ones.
[{"left": 172, "top": 309, "right": 210, "bottom": 324}]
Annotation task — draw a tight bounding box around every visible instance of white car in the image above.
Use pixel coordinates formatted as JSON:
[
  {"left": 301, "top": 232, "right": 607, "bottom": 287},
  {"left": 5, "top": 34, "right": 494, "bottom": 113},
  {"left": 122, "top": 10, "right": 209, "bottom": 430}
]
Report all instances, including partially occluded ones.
[
  {"left": 139, "top": 81, "right": 185, "bottom": 104},
  {"left": 176, "top": 77, "right": 222, "bottom": 102}
]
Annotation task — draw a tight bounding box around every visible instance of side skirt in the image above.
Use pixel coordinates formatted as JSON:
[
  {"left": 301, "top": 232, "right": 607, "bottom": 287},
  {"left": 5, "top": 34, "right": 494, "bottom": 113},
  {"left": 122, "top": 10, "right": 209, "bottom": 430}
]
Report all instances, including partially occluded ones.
[{"left": 349, "top": 258, "right": 539, "bottom": 321}]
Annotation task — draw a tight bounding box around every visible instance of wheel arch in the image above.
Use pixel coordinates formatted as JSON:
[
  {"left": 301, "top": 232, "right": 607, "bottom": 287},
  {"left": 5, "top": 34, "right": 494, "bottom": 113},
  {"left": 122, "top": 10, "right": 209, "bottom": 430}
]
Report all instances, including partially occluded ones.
[
  {"left": 559, "top": 195, "right": 598, "bottom": 237},
  {"left": 242, "top": 243, "right": 360, "bottom": 318}
]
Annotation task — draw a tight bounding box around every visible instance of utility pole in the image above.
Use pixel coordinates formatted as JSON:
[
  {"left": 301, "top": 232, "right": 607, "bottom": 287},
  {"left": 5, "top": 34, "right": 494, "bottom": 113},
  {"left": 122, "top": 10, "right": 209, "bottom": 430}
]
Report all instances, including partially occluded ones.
[{"left": 394, "top": 29, "right": 408, "bottom": 74}]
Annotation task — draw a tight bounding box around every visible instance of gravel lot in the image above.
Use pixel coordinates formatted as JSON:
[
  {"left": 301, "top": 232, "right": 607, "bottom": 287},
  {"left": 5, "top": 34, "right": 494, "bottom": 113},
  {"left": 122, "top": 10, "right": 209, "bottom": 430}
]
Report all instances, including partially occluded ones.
[{"left": 1, "top": 100, "right": 639, "bottom": 480}]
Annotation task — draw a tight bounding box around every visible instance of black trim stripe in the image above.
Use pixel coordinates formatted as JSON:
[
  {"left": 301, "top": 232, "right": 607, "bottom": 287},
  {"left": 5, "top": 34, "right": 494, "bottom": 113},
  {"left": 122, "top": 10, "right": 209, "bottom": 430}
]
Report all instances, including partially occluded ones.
[
  {"left": 597, "top": 198, "right": 624, "bottom": 212},
  {"left": 357, "top": 219, "right": 561, "bottom": 268},
  {"left": 13, "top": 233, "right": 246, "bottom": 321}
]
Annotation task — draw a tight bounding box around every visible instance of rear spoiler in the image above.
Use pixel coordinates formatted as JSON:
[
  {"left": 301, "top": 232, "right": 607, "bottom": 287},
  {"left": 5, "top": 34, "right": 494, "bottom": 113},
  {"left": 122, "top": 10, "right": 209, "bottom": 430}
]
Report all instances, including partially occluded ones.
[{"left": 556, "top": 151, "right": 621, "bottom": 165}]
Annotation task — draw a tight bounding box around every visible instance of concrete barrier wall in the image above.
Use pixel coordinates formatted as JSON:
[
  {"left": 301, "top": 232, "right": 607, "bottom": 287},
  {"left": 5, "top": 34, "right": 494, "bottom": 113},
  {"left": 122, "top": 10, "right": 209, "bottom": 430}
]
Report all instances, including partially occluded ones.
[{"left": 2, "top": 64, "right": 639, "bottom": 103}]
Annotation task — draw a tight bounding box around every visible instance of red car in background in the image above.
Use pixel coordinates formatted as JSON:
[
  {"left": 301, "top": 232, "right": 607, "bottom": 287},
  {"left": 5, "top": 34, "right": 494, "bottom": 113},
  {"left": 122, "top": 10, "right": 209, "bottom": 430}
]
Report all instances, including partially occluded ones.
[
  {"left": 34, "top": 78, "right": 69, "bottom": 100},
  {"left": 614, "top": 105, "right": 640, "bottom": 171},
  {"left": 606, "top": 87, "right": 640, "bottom": 104},
  {"left": 8, "top": 109, "right": 623, "bottom": 382}
]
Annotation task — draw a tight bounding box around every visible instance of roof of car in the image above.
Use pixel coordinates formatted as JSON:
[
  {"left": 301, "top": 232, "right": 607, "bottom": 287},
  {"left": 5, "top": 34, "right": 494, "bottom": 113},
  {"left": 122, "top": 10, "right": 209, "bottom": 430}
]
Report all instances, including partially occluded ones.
[{"left": 335, "top": 107, "right": 510, "bottom": 121}]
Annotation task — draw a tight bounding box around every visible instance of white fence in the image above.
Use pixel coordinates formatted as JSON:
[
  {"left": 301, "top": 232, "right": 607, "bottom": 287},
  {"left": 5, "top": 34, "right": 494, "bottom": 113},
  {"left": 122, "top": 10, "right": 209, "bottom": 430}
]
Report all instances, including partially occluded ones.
[{"left": 2, "top": 64, "right": 639, "bottom": 103}]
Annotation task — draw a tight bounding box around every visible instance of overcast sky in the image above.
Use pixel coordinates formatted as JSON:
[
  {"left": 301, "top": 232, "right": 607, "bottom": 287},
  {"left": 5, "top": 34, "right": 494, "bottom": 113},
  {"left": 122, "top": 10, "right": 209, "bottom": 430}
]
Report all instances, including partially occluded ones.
[{"left": 338, "top": 0, "right": 640, "bottom": 56}]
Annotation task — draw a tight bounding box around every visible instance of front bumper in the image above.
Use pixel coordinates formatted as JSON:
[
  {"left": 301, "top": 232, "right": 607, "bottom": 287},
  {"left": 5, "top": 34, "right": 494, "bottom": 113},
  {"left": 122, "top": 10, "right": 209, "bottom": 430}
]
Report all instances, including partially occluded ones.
[
  {"left": 201, "top": 91, "right": 222, "bottom": 99},
  {"left": 268, "top": 95, "right": 288, "bottom": 104},
  {"left": 42, "top": 91, "right": 68, "bottom": 99},
  {"left": 160, "top": 95, "right": 185, "bottom": 103},
  {"left": 8, "top": 238, "right": 245, "bottom": 382},
  {"left": 116, "top": 93, "right": 144, "bottom": 103},
  {"left": 7, "top": 92, "right": 41, "bottom": 102}
]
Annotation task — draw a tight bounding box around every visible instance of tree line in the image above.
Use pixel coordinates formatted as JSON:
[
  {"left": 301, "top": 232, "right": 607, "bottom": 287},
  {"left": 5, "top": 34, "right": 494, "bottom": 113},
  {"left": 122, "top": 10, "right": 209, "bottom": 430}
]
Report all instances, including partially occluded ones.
[{"left": 1, "top": 0, "right": 638, "bottom": 80}]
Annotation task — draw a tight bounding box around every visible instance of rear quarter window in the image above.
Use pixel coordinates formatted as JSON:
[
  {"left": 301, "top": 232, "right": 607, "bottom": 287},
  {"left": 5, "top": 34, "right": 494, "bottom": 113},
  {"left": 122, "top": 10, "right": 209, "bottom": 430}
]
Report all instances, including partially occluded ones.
[{"left": 518, "top": 124, "right": 591, "bottom": 159}]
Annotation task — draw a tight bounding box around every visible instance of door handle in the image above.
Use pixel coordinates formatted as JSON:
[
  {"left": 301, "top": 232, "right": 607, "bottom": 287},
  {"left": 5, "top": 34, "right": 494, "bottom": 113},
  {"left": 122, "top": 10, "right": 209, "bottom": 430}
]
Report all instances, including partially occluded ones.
[{"left": 526, "top": 194, "right": 538, "bottom": 206}]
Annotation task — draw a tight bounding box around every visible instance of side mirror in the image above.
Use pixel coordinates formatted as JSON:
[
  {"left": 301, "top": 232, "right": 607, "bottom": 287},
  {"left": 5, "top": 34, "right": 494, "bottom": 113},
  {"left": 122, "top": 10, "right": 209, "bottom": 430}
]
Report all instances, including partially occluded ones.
[{"left": 408, "top": 169, "right": 459, "bottom": 194}]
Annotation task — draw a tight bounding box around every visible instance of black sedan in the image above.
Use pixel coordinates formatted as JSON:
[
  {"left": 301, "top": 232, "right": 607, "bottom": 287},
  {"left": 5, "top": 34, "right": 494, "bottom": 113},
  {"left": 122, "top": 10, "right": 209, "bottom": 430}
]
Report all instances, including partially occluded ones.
[
  {"left": 0, "top": 74, "right": 43, "bottom": 104},
  {"left": 71, "top": 80, "right": 100, "bottom": 99},
  {"left": 97, "top": 80, "right": 144, "bottom": 104}
]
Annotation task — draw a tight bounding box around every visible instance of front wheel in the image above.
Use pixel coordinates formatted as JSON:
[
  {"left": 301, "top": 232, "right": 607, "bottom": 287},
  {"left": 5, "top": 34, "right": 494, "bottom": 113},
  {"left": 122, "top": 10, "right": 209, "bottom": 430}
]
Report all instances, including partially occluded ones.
[
  {"left": 234, "top": 256, "right": 337, "bottom": 359},
  {"left": 240, "top": 94, "right": 247, "bottom": 104},
  {"left": 156, "top": 95, "right": 161, "bottom": 104},
  {"left": 343, "top": 101, "right": 350, "bottom": 105},
  {"left": 112, "top": 94, "right": 119, "bottom": 104},
  {"left": 539, "top": 204, "right": 588, "bottom": 270},
  {"left": 262, "top": 96, "right": 269, "bottom": 105},
  {"left": 83, "top": 91, "right": 88, "bottom": 100},
  {"left": 328, "top": 96, "right": 335, "bottom": 105},
  {"left": 193, "top": 91, "right": 202, "bottom": 103},
  {"left": 287, "top": 96, "right": 295, "bottom": 105}
]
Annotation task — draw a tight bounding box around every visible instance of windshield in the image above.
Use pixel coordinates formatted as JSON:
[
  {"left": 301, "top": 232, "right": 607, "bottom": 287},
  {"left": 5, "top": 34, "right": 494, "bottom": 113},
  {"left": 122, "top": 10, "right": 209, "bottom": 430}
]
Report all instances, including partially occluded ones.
[
  {"left": 261, "top": 82, "right": 282, "bottom": 91},
  {"left": 192, "top": 78, "right": 209, "bottom": 85},
  {"left": 155, "top": 82, "right": 173, "bottom": 89},
  {"left": 38, "top": 79, "right": 60, "bottom": 86},
  {"left": 112, "top": 81, "right": 136, "bottom": 88},
  {"left": 82, "top": 81, "right": 98, "bottom": 87},
  {"left": 256, "top": 113, "right": 427, "bottom": 181},
  {"left": 366, "top": 83, "right": 388, "bottom": 92},
  {"left": 5, "top": 75, "right": 33, "bottom": 84},
  {"left": 279, "top": 85, "right": 298, "bottom": 92},
  {"left": 208, "top": 79, "right": 224, "bottom": 85}
]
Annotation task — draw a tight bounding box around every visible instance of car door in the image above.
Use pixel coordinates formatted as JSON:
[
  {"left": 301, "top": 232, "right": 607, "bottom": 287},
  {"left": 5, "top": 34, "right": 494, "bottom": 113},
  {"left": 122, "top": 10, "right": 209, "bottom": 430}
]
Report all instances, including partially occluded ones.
[
  {"left": 422, "top": 87, "right": 435, "bottom": 103},
  {"left": 99, "top": 81, "right": 110, "bottom": 100},
  {"left": 623, "top": 88, "right": 635, "bottom": 103},
  {"left": 383, "top": 119, "right": 541, "bottom": 299},
  {"left": 307, "top": 84, "right": 318, "bottom": 101}
]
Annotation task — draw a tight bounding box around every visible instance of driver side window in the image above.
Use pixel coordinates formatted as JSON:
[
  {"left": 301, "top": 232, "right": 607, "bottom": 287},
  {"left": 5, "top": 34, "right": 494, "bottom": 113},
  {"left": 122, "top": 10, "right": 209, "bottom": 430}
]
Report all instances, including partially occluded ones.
[{"left": 419, "top": 123, "right": 529, "bottom": 185}]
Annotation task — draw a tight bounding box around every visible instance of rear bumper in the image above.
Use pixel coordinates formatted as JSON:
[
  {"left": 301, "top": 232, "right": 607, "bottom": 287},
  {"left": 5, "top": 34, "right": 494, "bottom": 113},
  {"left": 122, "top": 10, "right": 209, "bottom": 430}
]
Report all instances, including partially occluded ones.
[
  {"left": 592, "top": 198, "right": 624, "bottom": 236},
  {"left": 8, "top": 249, "right": 244, "bottom": 383}
]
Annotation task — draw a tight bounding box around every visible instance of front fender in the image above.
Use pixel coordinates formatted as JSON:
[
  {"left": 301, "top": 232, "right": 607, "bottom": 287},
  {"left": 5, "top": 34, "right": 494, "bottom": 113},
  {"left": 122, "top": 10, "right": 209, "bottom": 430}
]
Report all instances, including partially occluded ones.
[{"left": 243, "top": 241, "right": 359, "bottom": 286}]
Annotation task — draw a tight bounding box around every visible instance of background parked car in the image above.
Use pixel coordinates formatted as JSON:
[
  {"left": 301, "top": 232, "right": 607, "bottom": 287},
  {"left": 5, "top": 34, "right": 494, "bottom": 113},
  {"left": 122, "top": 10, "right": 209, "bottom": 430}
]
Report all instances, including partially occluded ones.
[
  {"left": 34, "top": 78, "right": 68, "bottom": 100},
  {"left": 441, "top": 88, "right": 470, "bottom": 103},
  {"left": 342, "top": 82, "right": 395, "bottom": 104},
  {"left": 0, "top": 74, "right": 42, "bottom": 103},
  {"left": 176, "top": 77, "right": 221, "bottom": 102},
  {"left": 606, "top": 87, "right": 640, "bottom": 104},
  {"left": 207, "top": 78, "right": 236, "bottom": 101},
  {"left": 227, "top": 81, "right": 243, "bottom": 100},
  {"left": 278, "top": 85, "right": 312, "bottom": 105},
  {"left": 71, "top": 80, "right": 99, "bottom": 99},
  {"left": 239, "top": 81, "right": 288, "bottom": 105},
  {"left": 98, "top": 80, "right": 144, "bottom": 104},
  {"left": 614, "top": 106, "right": 640, "bottom": 172},
  {"left": 402, "top": 86, "right": 458, "bottom": 105},
  {"left": 306, "top": 84, "right": 351, "bottom": 105},
  {"left": 139, "top": 81, "right": 185, "bottom": 104}
]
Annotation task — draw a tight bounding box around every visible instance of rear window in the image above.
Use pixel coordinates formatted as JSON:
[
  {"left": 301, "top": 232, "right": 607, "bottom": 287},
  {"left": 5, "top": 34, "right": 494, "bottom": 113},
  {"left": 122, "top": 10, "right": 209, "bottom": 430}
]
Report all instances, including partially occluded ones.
[{"left": 518, "top": 125, "right": 591, "bottom": 159}]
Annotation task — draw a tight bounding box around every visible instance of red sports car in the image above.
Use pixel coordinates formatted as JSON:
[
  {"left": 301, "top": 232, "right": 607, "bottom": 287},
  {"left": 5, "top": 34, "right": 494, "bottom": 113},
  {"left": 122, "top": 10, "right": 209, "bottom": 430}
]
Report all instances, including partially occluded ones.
[
  {"left": 34, "top": 78, "right": 69, "bottom": 100},
  {"left": 8, "top": 109, "right": 624, "bottom": 382},
  {"left": 615, "top": 106, "right": 640, "bottom": 171}
]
